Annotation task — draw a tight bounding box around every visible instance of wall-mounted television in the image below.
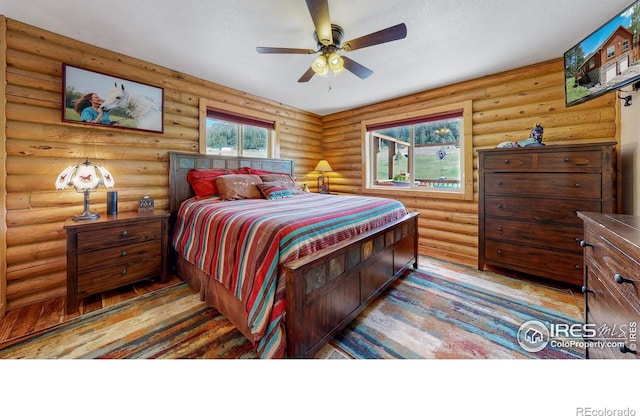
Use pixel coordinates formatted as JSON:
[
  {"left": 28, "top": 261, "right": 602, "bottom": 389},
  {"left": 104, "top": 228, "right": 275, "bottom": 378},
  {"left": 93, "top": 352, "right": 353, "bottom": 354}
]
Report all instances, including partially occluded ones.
[{"left": 564, "top": 1, "right": 640, "bottom": 107}]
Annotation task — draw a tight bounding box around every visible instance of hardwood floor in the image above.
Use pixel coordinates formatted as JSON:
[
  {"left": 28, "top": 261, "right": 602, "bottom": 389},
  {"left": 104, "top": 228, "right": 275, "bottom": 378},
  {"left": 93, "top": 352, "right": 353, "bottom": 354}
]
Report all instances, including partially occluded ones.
[
  {"left": 0, "top": 256, "right": 584, "bottom": 347},
  {"left": 0, "top": 273, "right": 182, "bottom": 345}
]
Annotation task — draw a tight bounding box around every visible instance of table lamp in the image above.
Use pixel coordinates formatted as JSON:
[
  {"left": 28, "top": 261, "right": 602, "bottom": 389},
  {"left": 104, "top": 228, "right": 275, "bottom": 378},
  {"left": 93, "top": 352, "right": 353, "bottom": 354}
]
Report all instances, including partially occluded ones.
[
  {"left": 55, "top": 158, "right": 115, "bottom": 221},
  {"left": 315, "top": 159, "right": 333, "bottom": 194}
]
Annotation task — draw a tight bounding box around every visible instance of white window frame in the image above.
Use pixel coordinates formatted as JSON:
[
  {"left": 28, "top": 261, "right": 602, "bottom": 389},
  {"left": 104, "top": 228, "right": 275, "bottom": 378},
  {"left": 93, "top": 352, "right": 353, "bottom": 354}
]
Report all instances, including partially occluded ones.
[{"left": 361, "top": 100, "right": 473, "bottom": 201}]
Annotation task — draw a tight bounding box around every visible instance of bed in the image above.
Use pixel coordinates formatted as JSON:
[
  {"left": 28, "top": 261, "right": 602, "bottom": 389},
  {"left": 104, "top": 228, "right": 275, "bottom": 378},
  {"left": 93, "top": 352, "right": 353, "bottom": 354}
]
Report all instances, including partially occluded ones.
[{"left": 168, "top": 152, "right": 419, "bottom": 358}]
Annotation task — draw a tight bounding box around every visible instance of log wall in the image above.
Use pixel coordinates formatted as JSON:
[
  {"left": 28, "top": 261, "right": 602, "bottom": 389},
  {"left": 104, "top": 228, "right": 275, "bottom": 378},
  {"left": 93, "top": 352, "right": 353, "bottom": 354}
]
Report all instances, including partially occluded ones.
[
  {"left": 321, "top": 59, "right": 619, "bottom": 267},
  {"left": 1, "top": 17, "right": 7, "bottom": 317},
  {"left": 0, "top": 17, "right": 323, "bottom": 311}
]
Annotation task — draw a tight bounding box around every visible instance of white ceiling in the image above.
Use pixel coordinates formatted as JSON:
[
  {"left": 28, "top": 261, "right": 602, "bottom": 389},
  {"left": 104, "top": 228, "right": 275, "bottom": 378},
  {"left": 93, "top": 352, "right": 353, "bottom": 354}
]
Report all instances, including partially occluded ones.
[{"left": 0, "top": 0, "right": 634, "bottom": 116}]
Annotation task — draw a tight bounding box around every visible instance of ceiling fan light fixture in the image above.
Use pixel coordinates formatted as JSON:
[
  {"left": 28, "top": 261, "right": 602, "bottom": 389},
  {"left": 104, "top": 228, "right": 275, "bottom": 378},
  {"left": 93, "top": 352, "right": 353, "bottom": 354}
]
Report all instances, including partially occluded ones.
[
  {"left": 312, "top": 55, "right": 328, "bottom": 74},
  {"left": 328, "top": 52, "right": 344, "bottom": 74}
]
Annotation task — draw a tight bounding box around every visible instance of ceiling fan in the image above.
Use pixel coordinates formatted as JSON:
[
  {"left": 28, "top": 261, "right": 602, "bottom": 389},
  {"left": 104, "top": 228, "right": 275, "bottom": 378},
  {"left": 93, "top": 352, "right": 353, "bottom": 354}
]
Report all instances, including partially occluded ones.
[{"left": 256, "top": 0, "right": 407, "bottom": 82}]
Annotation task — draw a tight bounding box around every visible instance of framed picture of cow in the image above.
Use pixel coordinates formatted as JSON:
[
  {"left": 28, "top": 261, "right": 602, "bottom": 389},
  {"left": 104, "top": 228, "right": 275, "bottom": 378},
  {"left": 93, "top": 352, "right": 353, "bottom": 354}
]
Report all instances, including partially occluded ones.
[{"left": 62, "top": 64, "right": 164, "bottom": 133}]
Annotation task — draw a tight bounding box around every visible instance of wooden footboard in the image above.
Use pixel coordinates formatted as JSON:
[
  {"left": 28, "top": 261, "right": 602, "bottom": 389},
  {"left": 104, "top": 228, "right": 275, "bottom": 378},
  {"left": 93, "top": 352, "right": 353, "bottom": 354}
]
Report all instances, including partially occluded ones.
[{"left": 283, "top": 211, "right": 419, "bottom": 358}]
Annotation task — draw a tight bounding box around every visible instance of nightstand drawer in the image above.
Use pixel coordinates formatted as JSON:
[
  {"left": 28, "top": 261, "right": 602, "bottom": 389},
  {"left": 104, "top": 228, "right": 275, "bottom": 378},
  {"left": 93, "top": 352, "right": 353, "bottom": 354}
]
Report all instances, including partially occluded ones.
[
  {"left": 65, "top": 210, "right": 169, "bottom": 313},
  {"left": 77, "top": 240, "right": 162, "bottom": 273},
  {"left": 77, "top": 259, "right": 162, "bottom": 296},
  {"left": 484, "top": 173, "right": 602, "bottom": 198},
  {"left": 76, "top": 221, "right": 162, "bottom": 252}
]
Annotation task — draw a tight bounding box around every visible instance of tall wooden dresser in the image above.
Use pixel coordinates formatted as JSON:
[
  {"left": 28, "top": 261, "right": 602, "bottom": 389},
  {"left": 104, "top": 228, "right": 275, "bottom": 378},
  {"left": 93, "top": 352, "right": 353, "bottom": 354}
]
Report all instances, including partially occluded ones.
[
  {"left": 578, "top": 212, "right": 639, "bottom": 359},
  {"left": 478, "top": 142, "right": 616, "bottom": 286}
]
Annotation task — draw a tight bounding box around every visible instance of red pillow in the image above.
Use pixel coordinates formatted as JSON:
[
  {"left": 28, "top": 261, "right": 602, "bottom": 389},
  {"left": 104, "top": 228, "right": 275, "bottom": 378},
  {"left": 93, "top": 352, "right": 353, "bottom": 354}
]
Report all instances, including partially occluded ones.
[
  {"left": 245, "top": 167, "right": 275, "bottom": 175},
  {"left": 186, "top": 169, "right": 227, "bottom": 199}
]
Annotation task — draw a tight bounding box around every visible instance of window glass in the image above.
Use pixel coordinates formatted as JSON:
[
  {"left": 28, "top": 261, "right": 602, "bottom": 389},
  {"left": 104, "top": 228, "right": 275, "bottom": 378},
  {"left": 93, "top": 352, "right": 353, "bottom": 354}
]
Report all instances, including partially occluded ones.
[
  {"left": 206, "top": 119, "right": 238, "bottom": 155},
  {"left": 242, "top": 125, "right": 268, "bottom": 158},
  {"left": 205, "top": 109, "right": 274, "bottom": 157}
]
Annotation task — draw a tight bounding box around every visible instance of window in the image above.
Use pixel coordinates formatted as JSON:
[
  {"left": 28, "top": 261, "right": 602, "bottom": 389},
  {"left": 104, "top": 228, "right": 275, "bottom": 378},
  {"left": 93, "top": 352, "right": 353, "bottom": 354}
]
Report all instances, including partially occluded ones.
[
  {"left": 607, "top": 46, "right": 615, "bottom": 59},
  {"left": 623, "top": 39, "right": 630, "bottom": 52},
  {"left": 362, "top": 101, "right": 473, "bottom": 200},
  {"left": 203, "top": 108, "right": 275, "bottom": 158}
]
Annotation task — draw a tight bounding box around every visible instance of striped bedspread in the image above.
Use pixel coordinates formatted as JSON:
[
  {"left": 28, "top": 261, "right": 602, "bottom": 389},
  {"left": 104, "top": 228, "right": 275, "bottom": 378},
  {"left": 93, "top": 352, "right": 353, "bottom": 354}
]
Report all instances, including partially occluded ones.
[{"left": 171, "top": 193, "right": 407, "bottom": 358}]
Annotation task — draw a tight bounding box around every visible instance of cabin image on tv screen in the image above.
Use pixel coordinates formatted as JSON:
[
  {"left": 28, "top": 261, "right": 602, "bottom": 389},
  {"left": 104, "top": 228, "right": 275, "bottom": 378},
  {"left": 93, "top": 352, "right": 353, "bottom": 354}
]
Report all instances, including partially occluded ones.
[
  {"left": 576, "top": 26, "right": 636, "bottom": 87},
  {"left": 566, "top": 24, "right": 640, "bottom": 105}
]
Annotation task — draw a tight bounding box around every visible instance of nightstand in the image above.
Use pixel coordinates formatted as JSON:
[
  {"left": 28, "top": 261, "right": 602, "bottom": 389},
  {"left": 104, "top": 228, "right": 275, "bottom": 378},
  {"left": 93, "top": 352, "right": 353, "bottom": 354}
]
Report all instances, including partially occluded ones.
[{"left": 64, "top": 210, "right": 170, "bottom": 313}]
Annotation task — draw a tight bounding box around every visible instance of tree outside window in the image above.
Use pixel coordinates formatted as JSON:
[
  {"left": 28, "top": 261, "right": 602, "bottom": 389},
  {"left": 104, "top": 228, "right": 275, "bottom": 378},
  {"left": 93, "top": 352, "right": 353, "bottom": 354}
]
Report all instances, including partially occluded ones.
[{"left": 205, "top": 109, "right": 273, "bottom": 158}]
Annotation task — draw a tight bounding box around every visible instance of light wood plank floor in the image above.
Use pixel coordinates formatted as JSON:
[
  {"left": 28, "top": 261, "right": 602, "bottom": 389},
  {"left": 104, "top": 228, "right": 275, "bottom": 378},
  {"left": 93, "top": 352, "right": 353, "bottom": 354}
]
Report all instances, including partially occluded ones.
[
  {"left": 0, "top": 256, "right": 584, "bottom": 346},
  {"left": 0, "top": 273, "right": 182, "bottom": 345}
]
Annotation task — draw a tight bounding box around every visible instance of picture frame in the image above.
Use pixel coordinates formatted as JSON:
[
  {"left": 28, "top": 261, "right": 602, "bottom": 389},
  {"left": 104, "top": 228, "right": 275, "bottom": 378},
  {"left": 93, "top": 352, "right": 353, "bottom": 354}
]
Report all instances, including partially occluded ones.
[{"left": 62, "top": 64, "right": 164, "bottom": 133}]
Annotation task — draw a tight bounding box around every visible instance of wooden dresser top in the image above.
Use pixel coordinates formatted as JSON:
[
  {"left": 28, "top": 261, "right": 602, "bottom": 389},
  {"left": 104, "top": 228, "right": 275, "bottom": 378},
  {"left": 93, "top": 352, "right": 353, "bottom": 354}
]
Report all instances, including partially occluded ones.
[{"left": 577, "top": 212, "right": 640, "bottom": 252}]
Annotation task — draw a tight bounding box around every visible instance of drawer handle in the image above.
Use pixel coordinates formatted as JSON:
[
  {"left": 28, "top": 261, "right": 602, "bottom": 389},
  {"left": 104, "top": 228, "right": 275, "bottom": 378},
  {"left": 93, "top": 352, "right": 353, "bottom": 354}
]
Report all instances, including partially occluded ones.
[
  {"left": 503, "top": 159, "right": 510, "bottom": 164},
  {"left": 121, "top": 268, "right": 128, "bottom": 275},
  {"left": 581, "top": 286, "right": 593, "bottom": 294},
  {"left": 121, "top": 250, "right": 127, "bottom": 257},
  {"left": 497, "top": 226, "right": 503, "bottom": 232},
  {"left": 620, "top": 344, "right": 637, "bottom": 355},
  {"left": 121, "top": 230, "right": 129, "bottom": 237},
  {"left": 574, "top": 183, "right": 582, "bottom": 188},
  {"left": 614, "top": 273, "right": 634, "bottom": 285},
  {"left": 497, "top": 180, "right": 503, "bottom": 186},
  {"left": 497, "top": 203, "right": 503, "bottom": 209},
  {"left": 564, "top": 157, "right": 571, "bottom": 163},
  {"left": 579, "top": 240, "right": 593, "bottom": 248},
  {"left": 497, "top": 249, "right": 502, "bottom": 255},
  {"left": 574, "top": 265, "right": 581, "bottom": 270}
]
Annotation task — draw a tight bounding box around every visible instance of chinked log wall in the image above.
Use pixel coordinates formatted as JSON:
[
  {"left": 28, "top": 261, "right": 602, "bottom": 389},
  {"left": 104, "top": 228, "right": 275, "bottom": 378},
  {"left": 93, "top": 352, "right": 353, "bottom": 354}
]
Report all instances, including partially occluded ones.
[
  {"left": 0, "top": 17, "right": 323, "bottom": 311},
  {"left": 0, "top": 16, "right": 619, "bottom": 312},
  {"left": 321, "top": 59, "right": 618, "bottom": 267}
]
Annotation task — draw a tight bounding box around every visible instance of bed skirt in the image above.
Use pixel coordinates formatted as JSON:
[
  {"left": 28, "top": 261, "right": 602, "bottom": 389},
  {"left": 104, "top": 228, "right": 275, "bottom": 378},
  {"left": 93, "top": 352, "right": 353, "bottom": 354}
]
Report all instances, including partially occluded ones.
[{"left": 176, "top": 255, "right": 257, "bottom": 343}]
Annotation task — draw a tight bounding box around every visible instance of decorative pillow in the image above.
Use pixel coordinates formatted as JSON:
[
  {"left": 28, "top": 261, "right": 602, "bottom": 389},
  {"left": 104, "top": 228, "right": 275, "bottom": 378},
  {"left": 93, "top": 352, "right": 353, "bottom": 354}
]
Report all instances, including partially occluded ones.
[
  {"left": 257, "top": 181, "right": 294, "bottom": 200},
  {"left": 215, "top": 174, "right": 263, "bottom": 200},
  {"left": 187, "top": 169, "right": 227, "bottom": 199},
  {"left": 260, "top": 173, "right": 304, "bottom": 195}
]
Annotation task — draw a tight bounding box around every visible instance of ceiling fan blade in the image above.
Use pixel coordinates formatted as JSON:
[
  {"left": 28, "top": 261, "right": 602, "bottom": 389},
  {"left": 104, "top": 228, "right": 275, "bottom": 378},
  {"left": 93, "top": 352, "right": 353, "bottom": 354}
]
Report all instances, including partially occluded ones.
[
  {"left": 342, "top": 56, "right": 373, "bottom": 79},
  {"left": 306, "top": 0, "right": 333, "bottom": 45},
  {"left": 298, "top": 67, "right": 316, "bottom": 83},
  {"left": 342, "top": 23, "right": 407, "bottom": 51},
  {"left": 256, "top": 47, "right": 315, "bottom": 54}
]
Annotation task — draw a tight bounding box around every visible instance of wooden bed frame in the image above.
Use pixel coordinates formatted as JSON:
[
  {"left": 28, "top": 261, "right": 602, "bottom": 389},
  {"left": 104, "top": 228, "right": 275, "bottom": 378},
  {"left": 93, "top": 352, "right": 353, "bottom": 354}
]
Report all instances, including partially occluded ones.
[{"left": 168, "top": 152, "right": 419, "bottom": 358}]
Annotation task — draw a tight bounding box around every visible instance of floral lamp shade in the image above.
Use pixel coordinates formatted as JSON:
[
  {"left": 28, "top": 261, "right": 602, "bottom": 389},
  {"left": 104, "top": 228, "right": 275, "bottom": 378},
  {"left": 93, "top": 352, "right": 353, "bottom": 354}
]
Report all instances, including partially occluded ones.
[{"left": 55, "top": 158, "right": 115, "bottom": 221}]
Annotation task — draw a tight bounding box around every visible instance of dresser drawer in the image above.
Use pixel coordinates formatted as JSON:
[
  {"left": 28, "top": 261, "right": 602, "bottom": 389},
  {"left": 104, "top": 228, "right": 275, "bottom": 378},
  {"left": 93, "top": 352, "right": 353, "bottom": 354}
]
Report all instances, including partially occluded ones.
[
  {"left": 483, "top": 153, "right": 534, "bottom": 170},
  {"left": 585, "top": 310, "right": 617, "bottom": 359},
  {"left": 584, "top": 265, "right": 639, "bottom": 359},
  {"left": 484, "top": 239, "right": 583, "bottom": 284},
  {"left": 585, "top": 228, "right": 640, "bottom": 314},
  {"left": 537, "top": 151, "right": 603, "bottom": 170},
  {"left": 76, "top": 221, "right": 162, "bottom": 252},
  {"left": 77, "top": 240, "right": 162, "bottom": 273},
  {"left": 484, "top": 195, "right": 601, "bottom": 226},
  {"left": 484, "top": 217, "right": 582, "bottom": 252},
  {"left": 77, "top": 259, "right": 162, "bottom": 297},
  {"left": 484, "top": 173, "right": 602, "bottom": 199}
]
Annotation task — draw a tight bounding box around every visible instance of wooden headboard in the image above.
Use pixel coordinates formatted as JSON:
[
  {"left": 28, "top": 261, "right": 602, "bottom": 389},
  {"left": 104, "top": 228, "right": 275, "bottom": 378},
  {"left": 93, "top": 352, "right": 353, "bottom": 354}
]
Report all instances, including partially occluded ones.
[{"left": 168, "top": 152, "right": 295, "bottom": 214}]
